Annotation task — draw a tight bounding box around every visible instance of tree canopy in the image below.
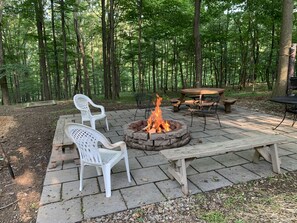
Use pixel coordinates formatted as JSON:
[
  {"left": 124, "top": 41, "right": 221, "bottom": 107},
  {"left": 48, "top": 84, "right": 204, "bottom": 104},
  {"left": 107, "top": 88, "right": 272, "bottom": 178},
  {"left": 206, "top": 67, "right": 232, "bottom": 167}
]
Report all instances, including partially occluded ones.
[{"left": 0, "top": 0, "right": 296, "bottom": 104}]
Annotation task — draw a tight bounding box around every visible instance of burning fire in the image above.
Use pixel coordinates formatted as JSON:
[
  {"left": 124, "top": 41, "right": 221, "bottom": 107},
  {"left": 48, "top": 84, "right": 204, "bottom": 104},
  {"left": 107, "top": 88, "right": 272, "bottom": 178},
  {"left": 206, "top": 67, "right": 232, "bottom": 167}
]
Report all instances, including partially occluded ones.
[{"left": 145, "top": 94, "right": 171, "bottom": 134}]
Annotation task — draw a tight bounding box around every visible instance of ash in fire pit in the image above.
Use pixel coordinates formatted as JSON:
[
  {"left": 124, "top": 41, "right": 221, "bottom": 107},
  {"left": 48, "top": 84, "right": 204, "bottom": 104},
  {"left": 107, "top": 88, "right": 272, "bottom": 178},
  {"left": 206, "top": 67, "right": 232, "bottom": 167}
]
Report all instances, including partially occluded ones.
[{"left": 123, "top": 94, "right": 191, "bottom": 150}]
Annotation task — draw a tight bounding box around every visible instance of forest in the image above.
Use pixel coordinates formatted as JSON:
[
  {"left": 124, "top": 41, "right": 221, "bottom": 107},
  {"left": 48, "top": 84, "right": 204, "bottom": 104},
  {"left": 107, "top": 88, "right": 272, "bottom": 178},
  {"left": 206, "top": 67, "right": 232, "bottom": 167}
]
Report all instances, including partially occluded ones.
[{"left": 0, "top": 0, "right": 296, "bottom": 104}]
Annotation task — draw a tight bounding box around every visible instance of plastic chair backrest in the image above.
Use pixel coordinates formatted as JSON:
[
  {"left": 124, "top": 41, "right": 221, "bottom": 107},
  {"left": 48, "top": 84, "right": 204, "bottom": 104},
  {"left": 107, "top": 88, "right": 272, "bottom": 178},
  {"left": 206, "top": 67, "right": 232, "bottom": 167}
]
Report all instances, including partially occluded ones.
[
  {"left": 73, "top": 94, "right": 92, "bottom": 121},
  {"left": 65, "top": 123, "right": 112, "bottom": 165}
]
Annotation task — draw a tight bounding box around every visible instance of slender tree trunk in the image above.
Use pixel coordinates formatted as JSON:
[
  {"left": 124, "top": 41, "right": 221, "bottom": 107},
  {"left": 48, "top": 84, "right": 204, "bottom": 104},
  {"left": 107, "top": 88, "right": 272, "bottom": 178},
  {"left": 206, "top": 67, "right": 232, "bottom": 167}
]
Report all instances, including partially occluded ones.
[
  {"left": 0, "top": 3, "right": 9, "bottom": 105},
  {"left": 60, "top": 0, "right": 69, "bottom": 99},
  {"left": 51, "top": 0, "right": 60, "bottom": 99},
  {"left": 138, "top": 0, "right": 143, "bottom": 92},
  {"left": 265, "top": 23, "right": 275, "bottom": 90},
  {"left": 194, "top": 0, "right": 202, "bottom": 87},
  {"left": 152, "top": 41, "right": 156, "bottom": 93},
  {"left": 109, "top": 0, "right": 118, "bottom": 99},
  {"left": 34, "top": 0, "right": 50, "bottom": 100},
  {"left": 101, "top": 0, "right": 111, "bottom": 99},
  {"left": 272, "top": 0, "right": 294, "bottom": 96}
]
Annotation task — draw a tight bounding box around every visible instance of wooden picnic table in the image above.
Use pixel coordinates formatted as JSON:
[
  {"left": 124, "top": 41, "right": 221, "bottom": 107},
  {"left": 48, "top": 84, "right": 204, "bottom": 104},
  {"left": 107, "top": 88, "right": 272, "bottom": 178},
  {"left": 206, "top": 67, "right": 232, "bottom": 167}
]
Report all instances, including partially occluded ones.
[
  {"left": 171, "top": 88, "right": 225, "bottom": 112},
  {"left": 50, "top": 114, "right": 81, "bottom": 168}
]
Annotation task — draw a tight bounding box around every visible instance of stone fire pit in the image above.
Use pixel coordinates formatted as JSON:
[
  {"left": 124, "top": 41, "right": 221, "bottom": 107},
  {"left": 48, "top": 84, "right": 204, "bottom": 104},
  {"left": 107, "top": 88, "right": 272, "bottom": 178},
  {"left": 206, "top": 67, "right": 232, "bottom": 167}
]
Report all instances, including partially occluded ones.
[{"left": 123, "top": 120, "right": 191, "bottom": 151}]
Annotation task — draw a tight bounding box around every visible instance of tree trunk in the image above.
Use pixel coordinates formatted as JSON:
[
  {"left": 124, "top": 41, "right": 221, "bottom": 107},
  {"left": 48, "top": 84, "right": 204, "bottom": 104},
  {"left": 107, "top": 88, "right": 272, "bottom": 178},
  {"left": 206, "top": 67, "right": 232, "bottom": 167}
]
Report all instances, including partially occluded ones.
[
  {"left": 60, "top": 0, "right": 69, "bottom": 99},
  {"left": 265, "top": 23, "right": 275, "bottom": 90},
  {"left": 272, "top": 0, "right": 294, "bottom": 96},
  {"left": 152, "top": 41, "right": 156, "bottom": 93},
  {"left": 0, "top": 3, "right": 9, "bottom": 105},
  {"left": 138, "top": 0, "right": 143, "bottom": 92},
  {"left": 101, "top": 0, "right": 111, "bottom": 99},
  {"left": 194, "top": 0, "right": 202, "bottom": 87},
  {"left": 51, "top": 0, "right": 60, "bottom": 99},
  {"left": 34, "top": 0, "right": 50, "bottom": 100},
  {"left": 109, "top": 0, "right": 118, "bottom": 99}
]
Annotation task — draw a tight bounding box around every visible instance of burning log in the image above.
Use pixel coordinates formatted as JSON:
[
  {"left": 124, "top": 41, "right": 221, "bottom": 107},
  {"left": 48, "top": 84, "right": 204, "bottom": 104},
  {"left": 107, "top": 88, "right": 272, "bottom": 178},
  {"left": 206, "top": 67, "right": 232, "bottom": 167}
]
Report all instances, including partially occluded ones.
[{"left": 145, "top": 94, "right": 171, "bottom": 133}]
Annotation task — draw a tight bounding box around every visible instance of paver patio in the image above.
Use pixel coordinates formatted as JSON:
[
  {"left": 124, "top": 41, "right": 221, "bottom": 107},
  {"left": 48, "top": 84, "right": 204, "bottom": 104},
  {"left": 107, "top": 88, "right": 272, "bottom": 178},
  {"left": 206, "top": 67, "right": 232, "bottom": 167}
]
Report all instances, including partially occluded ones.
[{"left": 36, "top": 105, "right": 297, "bottom": 223}]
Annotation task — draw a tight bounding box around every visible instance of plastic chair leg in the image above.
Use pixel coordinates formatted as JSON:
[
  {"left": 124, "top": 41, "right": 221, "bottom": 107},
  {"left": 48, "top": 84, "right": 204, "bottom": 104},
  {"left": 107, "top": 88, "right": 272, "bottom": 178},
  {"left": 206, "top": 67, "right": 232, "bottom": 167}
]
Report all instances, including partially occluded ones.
[
  {"left": 124, "top": 154, "right": 131, "bottom": 182},
  {"left": 105, "top": 117, "right": 109, "bottom": 131},
  {"left": 79, "top": 164, "right": 84, "bottom": 191},
  {"left": 102, "top": 167, "right": 112, "bottom": 197}
]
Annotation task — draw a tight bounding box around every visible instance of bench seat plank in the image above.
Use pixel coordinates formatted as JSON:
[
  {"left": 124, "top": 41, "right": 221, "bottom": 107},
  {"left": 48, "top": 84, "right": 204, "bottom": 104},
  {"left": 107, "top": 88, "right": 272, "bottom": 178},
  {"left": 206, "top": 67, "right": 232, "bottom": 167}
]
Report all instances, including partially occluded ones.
[
  {"left": 160, "top": 135, "right": 289, "bottom": 161},
  {"left": 160, "top": 134, "right": 290, "bottom": 195}
]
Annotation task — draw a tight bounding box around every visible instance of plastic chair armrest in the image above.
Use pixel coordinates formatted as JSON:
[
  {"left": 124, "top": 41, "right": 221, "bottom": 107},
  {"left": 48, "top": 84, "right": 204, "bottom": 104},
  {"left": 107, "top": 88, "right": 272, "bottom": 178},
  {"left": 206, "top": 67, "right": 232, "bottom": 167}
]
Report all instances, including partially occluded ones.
[{"left": 89, "top": 101, "right": 106, "bottom": 113}]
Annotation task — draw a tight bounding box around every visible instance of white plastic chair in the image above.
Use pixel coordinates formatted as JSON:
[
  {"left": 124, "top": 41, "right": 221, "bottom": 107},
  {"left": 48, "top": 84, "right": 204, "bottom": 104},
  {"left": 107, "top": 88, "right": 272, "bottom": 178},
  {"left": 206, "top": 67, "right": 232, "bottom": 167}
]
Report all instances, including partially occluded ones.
[
  {"left": 65, "top": 123, "right": 131, "bottom": 197},
  {"left": 73, "top": 94, "right": 109, "bottom": 131}
]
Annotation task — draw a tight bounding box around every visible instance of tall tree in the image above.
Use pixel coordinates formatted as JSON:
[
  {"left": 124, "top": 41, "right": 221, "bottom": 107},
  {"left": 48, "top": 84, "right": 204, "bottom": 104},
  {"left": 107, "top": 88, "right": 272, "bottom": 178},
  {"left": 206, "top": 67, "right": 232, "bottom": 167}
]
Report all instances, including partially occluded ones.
[
  {"left": 60, "top": 0, "right": 69, "bottom": 99},
  {"left": 272, "top": 0, "right": 294, "bottom": 96},
  {"left": 34, "top": 0, "right": 51, "bottom": 100},
  {"left": 0, "top": 0, "right": 10, "bottom": 105},
  {"left": 194, "top": 0, "right": 202, "bottom": 87},
  {"left": 50, "top": 0, "right": 60, "bottom": 99}
]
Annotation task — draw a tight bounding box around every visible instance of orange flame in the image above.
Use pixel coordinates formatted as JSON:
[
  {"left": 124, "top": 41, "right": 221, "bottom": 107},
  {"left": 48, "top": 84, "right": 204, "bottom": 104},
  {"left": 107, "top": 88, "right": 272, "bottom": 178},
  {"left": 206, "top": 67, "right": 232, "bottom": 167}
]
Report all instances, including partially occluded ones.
[{"left": 145, "top": 94, "right": 171, "bottom": 134}]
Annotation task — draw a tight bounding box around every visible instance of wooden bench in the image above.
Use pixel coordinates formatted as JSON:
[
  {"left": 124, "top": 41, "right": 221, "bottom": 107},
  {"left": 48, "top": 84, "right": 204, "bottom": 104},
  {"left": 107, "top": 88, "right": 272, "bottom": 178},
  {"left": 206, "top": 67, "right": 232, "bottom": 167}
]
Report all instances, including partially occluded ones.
[
  {"left": 222, "top": 98, "right": 237, "bottom": 113},
  {"left": 160, "top": 134, "right": 289, "bottom": 195}
]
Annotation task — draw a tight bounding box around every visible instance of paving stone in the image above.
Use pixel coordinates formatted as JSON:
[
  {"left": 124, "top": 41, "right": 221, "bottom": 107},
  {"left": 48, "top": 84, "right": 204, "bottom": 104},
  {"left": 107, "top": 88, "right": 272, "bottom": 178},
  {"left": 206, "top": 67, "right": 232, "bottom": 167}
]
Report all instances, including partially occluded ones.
[
  {"left": 112, "top": 157, "right": 142, "bottom": 173},
  {"left": 280, "top": 156, "right": 297, "bottom": 171},
  {"left": 206, "top": 135, "right": 230, "bottom": 143},
  {"left": 159, "top": 163, "right": 198, "bottom": 177},
  {"left": 103, "top": 131, "right": 119, "bottom": 137},
  {"left": 242, "top": 161, "right": 277, "bottom": 177},
  {"left": 62, "top": 178, "right": 99, "bottom": 200},
  {"left": 279, "top": 142, "right": 297, "bottom": 153},
  {"left": 62, "top": 159, "right": 78, "bottom": 169},
  {"left": 98, "top": 171, "right": 136, "bottom": 191},
  {"left": 212, "top": 153, "right": 249, "bottom": 167},
  {"left": 235, "top": 150, "right": 255, "bottom": 161},
  {"left": 109, "top": 136, "right": 125, "bottom": 143},
  {"left": 156, "top": 179, "right": 201, "bottom": 199},
  {"left": 190, "top": 131, "right": 209, "bottom": 139},
  {"left": 188, "top": 171, "right": 232, "bottom": 192},
  {"left": 127, "top": 148, "right": 146, "bottom": 158},
  {"left": 144, "top": 150, "right": 159, "bottom": 155},
  {"left": 137, "top": 154, "right": 168, "bottom": 167},
  {"left": 83, "top": 190, "right": 127, "bottom": 218},
  {"left": 131, "top": 166, "right": 168, "bottom": 185},
  {"left": 278, "top": 148, "right": 295, "bottom": 156},
  {"left": 121, "top": 183, "right": 166, "bottom": 209},
  {"left": 36, "top": 198, "right": 83, "bottom": 223},
  {"left": 289, "top": 154, "right": 297, "bottom": 160},
  {"left": 190, "top": 157, "right": 224, "bottom": 172},
  {"left": 216, "top": 166, "right": 261, "bottom": 184},
  {"left": 79, "top": 166, "right": 102, "bottom": 179},
  {"left": 44, "top": 168, "right": 78, "bottom": 185},
  {"left": 39, "top": 184, "right": 61, "bottom": 206}
]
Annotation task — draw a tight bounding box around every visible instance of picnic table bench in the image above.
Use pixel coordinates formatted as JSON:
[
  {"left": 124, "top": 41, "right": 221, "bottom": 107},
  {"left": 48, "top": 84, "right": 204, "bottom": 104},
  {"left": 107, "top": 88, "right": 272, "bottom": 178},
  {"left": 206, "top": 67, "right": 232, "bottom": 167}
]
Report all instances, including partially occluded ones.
[
  {"left": 160, "top": 134, "right": 289, "bottom": 195},
  {"left": 50, "top": 114, "right": 81, "bottom": 168}
]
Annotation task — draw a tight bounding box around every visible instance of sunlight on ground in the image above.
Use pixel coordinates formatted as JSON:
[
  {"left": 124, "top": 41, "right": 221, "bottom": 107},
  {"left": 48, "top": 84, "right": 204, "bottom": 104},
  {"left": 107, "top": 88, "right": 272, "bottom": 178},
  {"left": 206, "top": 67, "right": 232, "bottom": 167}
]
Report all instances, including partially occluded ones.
[
  {"left": 15, "top": 169, "right": 35, "bottom": 186},
  {"left": 17, "top": 190, "right": 40, "bottom": 223},
  {"left": 17, "top": 147, "right": 31, "bottom": 158},
  {"left": 0, "top": 116, "right": 18, "bottom": 137}
]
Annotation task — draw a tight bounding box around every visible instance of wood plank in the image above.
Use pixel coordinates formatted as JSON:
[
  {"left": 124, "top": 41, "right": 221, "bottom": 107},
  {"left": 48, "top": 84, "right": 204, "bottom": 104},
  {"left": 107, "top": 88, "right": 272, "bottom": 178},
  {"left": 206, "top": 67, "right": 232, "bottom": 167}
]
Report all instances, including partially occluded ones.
[
  {"left": 52, "top": 118, "right": 66, "bottom": 148},
  {"left": 160, "top": 134, "right": 291, "bottom": 161}
]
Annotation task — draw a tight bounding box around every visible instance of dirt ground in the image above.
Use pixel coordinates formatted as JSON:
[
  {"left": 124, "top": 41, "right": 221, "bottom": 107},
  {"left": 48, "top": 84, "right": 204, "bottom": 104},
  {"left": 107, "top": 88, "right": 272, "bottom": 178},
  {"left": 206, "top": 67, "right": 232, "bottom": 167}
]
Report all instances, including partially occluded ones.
[{"left": 0, "top": 96, "right": 293, "bottom": 223}]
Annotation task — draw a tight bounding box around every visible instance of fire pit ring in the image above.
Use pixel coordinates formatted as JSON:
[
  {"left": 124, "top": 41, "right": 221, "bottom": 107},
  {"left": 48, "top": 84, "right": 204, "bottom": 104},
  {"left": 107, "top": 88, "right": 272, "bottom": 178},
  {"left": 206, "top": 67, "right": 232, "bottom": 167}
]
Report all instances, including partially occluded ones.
[{"left": 123, "top": 119, "right": 191, "bottom": 151}]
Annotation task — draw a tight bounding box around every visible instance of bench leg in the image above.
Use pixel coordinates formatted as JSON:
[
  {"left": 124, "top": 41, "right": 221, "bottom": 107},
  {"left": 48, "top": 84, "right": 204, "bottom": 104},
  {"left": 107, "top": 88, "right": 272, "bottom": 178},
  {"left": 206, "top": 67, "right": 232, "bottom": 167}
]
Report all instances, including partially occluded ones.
[
  {"left": 224, "top": 104, "right": 232, "bottom": 113},
  {"left": 180, "top": 159, "right": 188, "bottom": 195},
  {"left": 167, "top": 158, "right": 193, "bottom": 195},
  {"left": 270, "top": 144, "right": 281, "bottom": 174},
  {"left": 254, "top": 144, "right": 281, "bottom": 174}
]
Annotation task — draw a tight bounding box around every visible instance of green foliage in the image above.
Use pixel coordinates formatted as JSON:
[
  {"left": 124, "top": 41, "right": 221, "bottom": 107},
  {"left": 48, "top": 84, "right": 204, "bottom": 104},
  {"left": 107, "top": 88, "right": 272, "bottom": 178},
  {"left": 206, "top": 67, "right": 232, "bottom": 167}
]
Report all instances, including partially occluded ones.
[{"left": 0, "top": 0, "right": 294, "bottom": 103}]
